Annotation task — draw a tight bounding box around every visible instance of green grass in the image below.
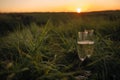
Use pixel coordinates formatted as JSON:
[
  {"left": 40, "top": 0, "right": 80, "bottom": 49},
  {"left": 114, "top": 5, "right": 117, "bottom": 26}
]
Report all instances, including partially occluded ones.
[{"left": 0, "top": 11, "right": 120, "bottom": 80}]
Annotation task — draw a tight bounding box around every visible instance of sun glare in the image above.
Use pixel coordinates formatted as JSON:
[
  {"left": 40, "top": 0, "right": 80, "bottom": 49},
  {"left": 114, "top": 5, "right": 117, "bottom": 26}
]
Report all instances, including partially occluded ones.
[{"left": 77, "top": 8, "right": 81, "bottom": 13}]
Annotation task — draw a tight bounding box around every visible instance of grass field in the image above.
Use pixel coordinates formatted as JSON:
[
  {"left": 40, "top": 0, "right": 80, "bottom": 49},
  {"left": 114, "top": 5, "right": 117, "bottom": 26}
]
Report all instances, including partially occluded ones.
[{"left": 0, "top": 11, "right": 120, "bottom": 80}]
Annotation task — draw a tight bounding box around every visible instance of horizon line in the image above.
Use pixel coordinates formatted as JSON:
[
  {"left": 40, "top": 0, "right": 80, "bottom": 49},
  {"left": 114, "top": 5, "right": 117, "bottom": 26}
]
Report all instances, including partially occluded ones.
[{"left": 0, "top": 9, "right": 120, "bottom": 14}]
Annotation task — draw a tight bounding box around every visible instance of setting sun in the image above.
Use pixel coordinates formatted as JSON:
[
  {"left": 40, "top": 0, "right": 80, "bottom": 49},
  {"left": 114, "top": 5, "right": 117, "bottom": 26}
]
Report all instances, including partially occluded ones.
[
  {"left": 0, "top": 0, "right": 120, "bottom": 12},
  {"left": 77, "top": 8, "right": 81, "bottom": 13}
]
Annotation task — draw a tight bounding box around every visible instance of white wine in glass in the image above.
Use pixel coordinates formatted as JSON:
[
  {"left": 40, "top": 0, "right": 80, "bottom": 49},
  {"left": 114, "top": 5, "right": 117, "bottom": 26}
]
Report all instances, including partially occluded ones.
[
  {"left": 85, "top": 41, "right": 94, "bottom": 58},
  {"left": 77, "top": 41, "right": 87, "bottom": 61},
  {"left": 77, "top": 31, "right": 88, "bottom": 61},
  {"left": 86, "top": 30, "right": 94, "bottom": 58},
  {"left": 77, "top": 30, "right": 94, "bottom": 61}
]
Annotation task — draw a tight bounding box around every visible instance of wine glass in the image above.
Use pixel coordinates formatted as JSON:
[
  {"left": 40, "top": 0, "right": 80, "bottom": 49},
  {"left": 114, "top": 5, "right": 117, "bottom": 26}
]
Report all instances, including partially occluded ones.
[
  {"left": 77, "top": 30, "right": 94, "bottom": 61},
  {"left": 77, "top": 31, "right": 88, "bottom": 61},
  {"left": 86, "top": 30, "right": 94, "bottom": 58}
]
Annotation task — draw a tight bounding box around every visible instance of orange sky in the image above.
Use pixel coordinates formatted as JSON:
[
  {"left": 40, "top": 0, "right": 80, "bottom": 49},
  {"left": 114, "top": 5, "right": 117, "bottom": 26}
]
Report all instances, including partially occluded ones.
[{"left": 0, "top": 0, "right": 120, "bottom": 12}]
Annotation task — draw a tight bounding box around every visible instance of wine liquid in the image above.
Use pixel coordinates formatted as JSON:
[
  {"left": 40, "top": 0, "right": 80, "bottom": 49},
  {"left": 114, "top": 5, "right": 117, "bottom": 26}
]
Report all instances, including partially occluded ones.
[{"left": 77, "top": 41, "right": 94, "bottom": 61}]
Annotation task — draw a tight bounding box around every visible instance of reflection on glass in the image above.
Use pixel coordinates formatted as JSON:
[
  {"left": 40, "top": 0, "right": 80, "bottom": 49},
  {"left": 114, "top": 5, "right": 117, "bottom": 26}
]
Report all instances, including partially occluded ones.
[{"left": 77, "top": 30, "right": 94, "bottom": 61}]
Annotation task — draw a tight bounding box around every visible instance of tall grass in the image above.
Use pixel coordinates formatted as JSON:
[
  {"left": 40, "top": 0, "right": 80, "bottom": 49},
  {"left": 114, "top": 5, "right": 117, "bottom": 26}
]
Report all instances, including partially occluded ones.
[
  {"left": 0, "top": 13, "right": 120, "bottom": 80},
  {"left": 0, "top": 21, "right": 81, "bottom": 80}
]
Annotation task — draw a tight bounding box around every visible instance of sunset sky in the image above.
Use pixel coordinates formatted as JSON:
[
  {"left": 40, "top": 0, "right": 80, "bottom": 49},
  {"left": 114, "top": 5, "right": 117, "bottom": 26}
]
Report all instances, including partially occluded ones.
[{"left": 0, "top": 0, "right": 120, "bottom": 12}]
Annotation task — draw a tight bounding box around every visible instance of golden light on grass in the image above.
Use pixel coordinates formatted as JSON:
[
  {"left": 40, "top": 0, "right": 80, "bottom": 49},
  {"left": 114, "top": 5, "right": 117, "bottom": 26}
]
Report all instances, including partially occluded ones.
[{"left": 77, "top": 8, "right": 81, "bottom": 13}]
